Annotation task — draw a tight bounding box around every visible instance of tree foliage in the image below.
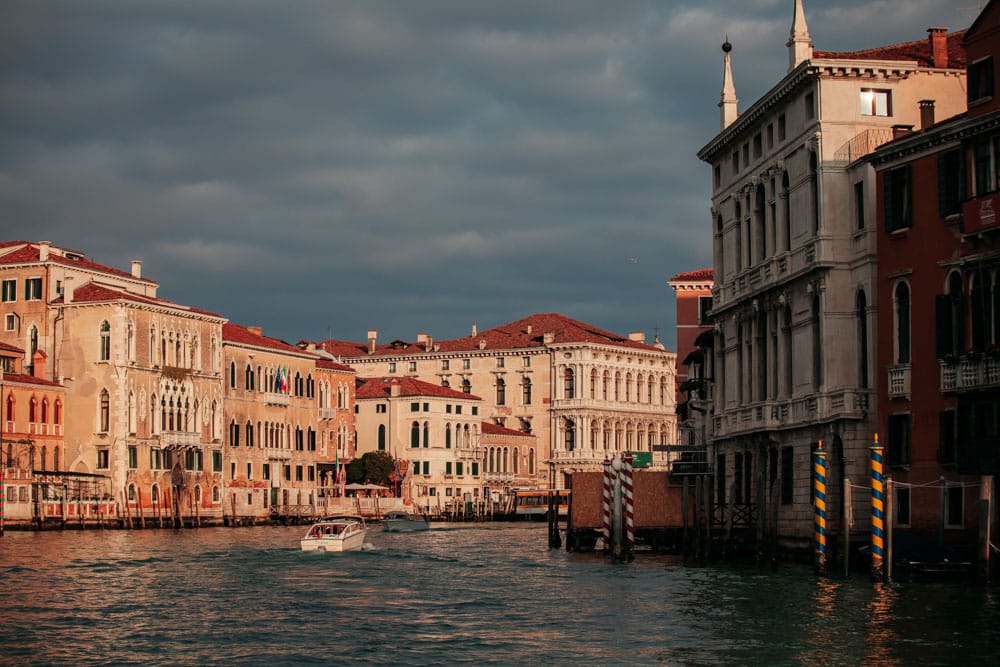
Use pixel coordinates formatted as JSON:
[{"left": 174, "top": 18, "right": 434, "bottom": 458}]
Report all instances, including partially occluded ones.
[{"left": 346, "top": 451, "right": 394, "bottom": 485}]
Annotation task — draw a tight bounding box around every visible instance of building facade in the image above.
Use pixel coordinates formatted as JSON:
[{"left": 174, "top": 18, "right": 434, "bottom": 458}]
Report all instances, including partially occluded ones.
[
  {"left": 697, "top": 0, "right": 968, "bottom": 549},
  {"left": 355, "top": 376, "right": 484, "bottom": 512},
  {"left": 868, "top": 0, "right": 1000, "bottom": 553},
  {"left": 312, "top": 313, "right": 677, "bottom": 489}
]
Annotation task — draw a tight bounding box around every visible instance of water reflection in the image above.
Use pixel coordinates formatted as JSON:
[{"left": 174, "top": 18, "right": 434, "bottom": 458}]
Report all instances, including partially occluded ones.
[{"left": 1, "top": 526, "right": 998, "bottom": 665}]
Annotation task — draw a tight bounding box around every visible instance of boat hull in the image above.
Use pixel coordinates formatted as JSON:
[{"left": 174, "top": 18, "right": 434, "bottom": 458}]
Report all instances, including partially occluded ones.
[
  {"left": 301, "top": 529, "right": 368, "bottom": 552},
  {"left": 383, "top": 519, "right": 429, "bottom": 533}
]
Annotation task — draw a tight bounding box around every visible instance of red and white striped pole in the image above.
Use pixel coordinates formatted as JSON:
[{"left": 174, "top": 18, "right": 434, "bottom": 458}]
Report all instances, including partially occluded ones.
[
  {"left": 623, "top": 453, "right": 635, "bottom": 560},
  {"left": 601, "top": 458, "right": 613, "bottom": 551}
]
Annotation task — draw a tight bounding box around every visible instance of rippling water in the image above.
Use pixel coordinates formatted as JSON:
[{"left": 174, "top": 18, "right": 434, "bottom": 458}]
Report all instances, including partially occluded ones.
[{"left": 2, "top": 524, "right": 998, "bottom": 665}]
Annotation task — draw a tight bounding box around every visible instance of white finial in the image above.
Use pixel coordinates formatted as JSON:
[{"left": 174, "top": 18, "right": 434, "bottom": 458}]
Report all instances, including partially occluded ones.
[
  {"left": 719, "top": 37, "right": 738, "bottom": 130},
  {"left": 787, "top": 0, "right": 813, "bottom": 72}
]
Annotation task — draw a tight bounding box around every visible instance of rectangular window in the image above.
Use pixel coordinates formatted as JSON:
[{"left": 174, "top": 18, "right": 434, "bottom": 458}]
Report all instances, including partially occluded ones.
[
  {"left": 1, "top": 279, "right": 15, "bottom": 302},
  {"left": 423, "top": 403, "right": 429, "bottom": 412},
  {"left": 230, "top": 462, "right": 236, "bottom": 480},
  {"left": 939, "top": 409, "right": 957, "bottom": 466},
  {"left": 463, "top": 359, "right": 471, "bottom": 370},
  {"left": 5, "top": 313, "right": 14, "bottom": 331},
  {"left": 716, "top": 454, "right": 726, "bottom": 506},
  {"left": 946, "top": 485, "right": 964, "bottom": 527},
  {"left": 409, "top": 361, "right": 417, "bottom": 372},
  {"left": 295, "top": 465, "right": 303, "bottom": 481},
  {"left": 887, "top": 413, "right": 911, "bottom": 467},
  {"left": 24, "top": 277, "right": 42, "bottom": 301},
  {"left": 247, "top": 463, "right": 252, "bottom": 480},
  {"left": 412, "top": 460, "right": 420, "bottom": 475},
  {"left": 212, "top": 451, "right": 222, "bottom": 473},
  {"left": 308, "top": 466, "right": 315, "bottom": 482},
  {"left": 446, "top": 404, "right": 452, "bottom": 414},
  {"left": 263, "top": 463, "right": 270, "bottom": 480},
  {"left": 445, "top": 462, "right": 453, "bottom": 475},
  {"left": 780, "top": 447, "right": 793, "bottom": 505},
  {"left": 445, "top": 487, "right": 453, "bottom": 497},
  {"left": 388, "top": 362, "right": 396, "bottom": 373},
  {"left": 441, "top": 360, "right": 450, "bottom": 371},
  {"left": 938, "top": 149, "right": 965, "bottom": 217},
  {"left": 767, "top": 123, "right": 774, "bottom": 148},
  {"left": 97, "top": 449, "right": 110, "bottom": 469},
  {"left": 497, "top": 357, "right": 505, "bottom": 368},
  {"left": 698, "top": 296, "right": 713, "bottom": 325},
  {"left": 127, "top": 446, "right": 138, "bottom": 469},
  {"left": 714, "top": 164, "right": 721, "bottom": 189},
  {"left": 472, "top": 462, "right": 479, "bottom": 476},
  {"left": 778, "top": 114, "right": 786, "bottom": 141},
  {"left": 455, "top": 405, "right": 462, "bottom": 415},
  {"left": 456, "top": 462, "right": 463, "bottom": 476},
  {"left": 410, "top": 402, "right": 420, "bottom": 412},
  {"left": 753, "top": 133, "right": 762, "bottom": 159},
  {"left": 854, "top": 181, "right": 865, "bottom": 230},
  {"left": 732, "top": 151, "right": 740, "bottom": 173},
  {"left": 742, "top": 143, "right": 749, "bottom": 166},
  {"left": 805, "top": 91, "right": 816, "bottom": 119},
  {"left": 895, "top": 487, "right": 911, "bottom": 526},
  {"left": 284, "top": 464, "right": 291, "bottom": 481},
  {"left": 376, "top": 404, "right": 387, "bottom": 413},
  {"left": 423, "top": 461, "right": 429, "bottom": 475},
  {"left": 471, "top": 406, "right": 478, "bottom": 416},
  {"left": 523, "top": 356, "right": 531, "bottom": 367},
  {"left": 974, "top": 141, "right": 993, "bottom": 196},
  {"left": 884, "top": 165, "right": 912, "bottom": 232},
  {"left": 860, "top": 89, "right": 890, "bottom": 116},
  {"left": 968, "top": 56, "right": 994, "bottom": 104}
]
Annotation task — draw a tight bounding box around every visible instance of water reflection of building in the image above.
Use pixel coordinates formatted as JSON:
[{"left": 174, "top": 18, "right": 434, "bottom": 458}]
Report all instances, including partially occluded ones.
[
  {"left": 697, "top": 0, "right": 967, "bottom": 553},
  {"left": 309, "top": 313, "right": 677, "bottom": 489}
]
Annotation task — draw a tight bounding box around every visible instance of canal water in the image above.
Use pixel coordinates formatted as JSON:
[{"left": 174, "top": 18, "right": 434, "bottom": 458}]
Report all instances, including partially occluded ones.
[{"left": 1, "top": 523, "right": 998, "bottom": 665}]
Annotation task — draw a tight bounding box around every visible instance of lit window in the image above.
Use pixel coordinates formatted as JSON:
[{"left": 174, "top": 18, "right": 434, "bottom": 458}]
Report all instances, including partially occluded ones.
[{"left": 860, "top": 89, "right": 890, "bottom": 117}]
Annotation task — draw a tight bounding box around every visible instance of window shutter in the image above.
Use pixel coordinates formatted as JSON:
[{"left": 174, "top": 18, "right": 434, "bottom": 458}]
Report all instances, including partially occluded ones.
[{"left": 935, "top": 294, "right": 953, "bottom": 358}]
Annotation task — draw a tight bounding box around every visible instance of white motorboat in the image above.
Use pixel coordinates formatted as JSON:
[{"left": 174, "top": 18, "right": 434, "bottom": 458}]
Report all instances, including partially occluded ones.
[
  {"left": 382, "top": 511, "right": 430, "bottom": 533},
  {"left": 300, "top": 516, "right": 368, "bottom": 552}
]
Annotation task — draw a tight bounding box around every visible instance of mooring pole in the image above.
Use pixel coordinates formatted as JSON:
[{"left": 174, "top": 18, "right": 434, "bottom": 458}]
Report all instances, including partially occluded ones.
[
  {"left": 870, "top": 435, "right": 885, "bottom": 583},
  {"left": 980, "top": 475, "right": 993, "bottom": 583},
  {"left": 843, "top": 477, "right": 852, "bottom": 578},
  {"left": 622, "top": 453, "right": 635, "bottom": 562},
  {"left": 601, "top": 458, "right": 613, "bottom": 553},
  {"left": 814, "top": 441, "right": 827, "bottom": 575}
]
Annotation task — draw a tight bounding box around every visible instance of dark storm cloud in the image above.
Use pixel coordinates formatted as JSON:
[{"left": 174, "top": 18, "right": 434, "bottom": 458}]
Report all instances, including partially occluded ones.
[{"left": 0, "top": 0, "right": 975, "bottom": 349}]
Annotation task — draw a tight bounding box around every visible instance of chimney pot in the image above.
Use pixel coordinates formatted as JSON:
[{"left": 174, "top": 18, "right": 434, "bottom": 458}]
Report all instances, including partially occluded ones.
[
  {"left": 628, "top": 332, "right": 645, "bottom": 343},
  {"left": 892, "top": 124, "right": 914, "bottom": 140},
  {"left": 131, "top": 260, "right": 142, "bottom": 279},
  {"left": 367, "top": 329, "right": 377, "bottom": 354},
  {"left": 471, "top": 324, "right": 477, "bottom": 338},
  {"left": 919, "top": 99, "right": 936, "bottom": 130},
  {"left": 38, "top": 241, "right": 51, "bottom": 261},
  {"left": 928, "top": 27, "right": 948, "bottom": 69},
  {"left": 247, "top": 326, "right": 263, "bottom": 337}
]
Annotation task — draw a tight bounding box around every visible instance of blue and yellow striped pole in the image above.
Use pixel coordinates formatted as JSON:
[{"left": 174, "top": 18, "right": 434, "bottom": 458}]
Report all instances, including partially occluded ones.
[
  {"left": 813, "top": 441, "right": 827, "bottom": 574},
  {"left": 870, "top": 435, "right": 885, "bottom": 582}
]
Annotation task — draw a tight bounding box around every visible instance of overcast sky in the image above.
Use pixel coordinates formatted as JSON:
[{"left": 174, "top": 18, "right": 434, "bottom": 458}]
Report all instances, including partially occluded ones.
[{"left": 0, "top": 0, "right": 978, "bottom": 350}]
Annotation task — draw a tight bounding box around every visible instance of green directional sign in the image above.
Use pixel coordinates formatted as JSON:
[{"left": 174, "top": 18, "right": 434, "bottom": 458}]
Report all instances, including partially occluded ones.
[{"left": 628, "top": 452, "right": 652, "bottom": 468}]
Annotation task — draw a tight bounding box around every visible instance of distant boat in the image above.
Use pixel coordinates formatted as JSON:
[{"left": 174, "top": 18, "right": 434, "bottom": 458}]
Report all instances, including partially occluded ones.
[
  {"left": 301, "top": 516, "right": 368, "bottom": 552},
  {"left": 382, "top": 511, "right": 430, "bottom": 533}
]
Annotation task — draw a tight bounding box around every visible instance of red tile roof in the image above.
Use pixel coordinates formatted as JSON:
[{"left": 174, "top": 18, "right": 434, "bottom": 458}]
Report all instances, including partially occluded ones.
[
  {"left": 0, "top": 241, "right": 157, "bottom": 284},
  {"left": 223, "top": 323, "right": 313, "bottom": 357},
  {"left": 53, "top": 282, "right": 225, "bottom": 319},
  {"left": 669, "top": 268, "right": 714, "bottom": 282},
  {"left": 482, "top": 422, "right": 535, "bottom": 438},
  {"left": 315, "top": 312, "right": 670, "bottom": 358},
  {"left": 0, "top": 341, "right": 24, "bottom": 354},
  {"left": 316, "top": 358, "right": 356, "bottom": 373},
  {"left": 1, "top": 372, "right": 64, "bottom": 388},
  {"left": 356, "top": 376, "right": 482, "bottom": 401},
  {"left": 815, "top": 30, "right": 966, "bottom": 68}
]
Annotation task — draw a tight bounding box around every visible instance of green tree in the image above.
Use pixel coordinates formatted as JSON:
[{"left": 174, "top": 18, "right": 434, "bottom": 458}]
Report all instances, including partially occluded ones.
[{"left": 346, "top": 451, "right": 394, "bottom": 486}]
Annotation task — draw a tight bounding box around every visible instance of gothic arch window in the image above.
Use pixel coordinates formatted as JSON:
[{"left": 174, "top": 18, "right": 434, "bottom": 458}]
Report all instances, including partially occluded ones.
[
  {"left": 565, "top": 419, "right": 575, "bottom": 451},
  {"left": 99, "top": 389, "right": 110, "bottom": 433},
  {"left": 230, "top": 361, "right": 237, "bottom": 389},
  {"left": 378, "top": 424, "right": 386, "bottom": 451},
  {"left": 423, "top": 422, "right": 430, "bottom": 448},
  {"left": 590, "top": 369, "right": 598, "bottom": 399},
  {"left": 614, "top": 372, "right": 621, "bottom": 402},
  {"left": 411, "top": 421, "right": 420, "bottom": 448},
  {"left": 29, "top": 396, "right": 37, "bottom": 423},
  {"left": 564, "top": 367, "right": 575, "bottom": 399},
  {"left": 445, "top": 423, "right": 452, "bottom": 449},
  {"left": 462, "top": 378, "right": 471, "bottom": 394},
  {"left": 602, "top": 371, "right": 610, "bottom": 400}
]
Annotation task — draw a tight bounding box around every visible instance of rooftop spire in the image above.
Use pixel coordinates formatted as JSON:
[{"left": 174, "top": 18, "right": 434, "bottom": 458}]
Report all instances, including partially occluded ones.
[
  {"left": 787, "top": 0, "right": 813, "bottom": 72},
  {"left": 719, "top": 37, "right": 738, "bottom": 130}
]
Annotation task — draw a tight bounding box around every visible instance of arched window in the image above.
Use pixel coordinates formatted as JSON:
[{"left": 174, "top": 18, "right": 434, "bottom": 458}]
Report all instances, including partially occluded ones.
[
  {"left": 99, "top": 389, "right": 110, "bottom": 433},
  {"left": 614, "top": 372, "right": 621, "bottom": 401},
  {"left": 564, "top": 368, "right": 575, "bottom": 399},
  {"left": 513, "top": 447, "right": 519, "bottom": 474},
  {"left": 522, "top": 376, "right": 532, "bottom": 405},
  {"left": 53, "top": 446, "right": 60, "bottom": 470},
  {"left": 423, "top": 422, "right": 429, "bottom": 448},
  {"left": 410, "top": 422, "right": 420, "bottom": 448},
  {"left": 496, "top": 377, "right": 506, "bottom": 405},
  {"left": 213, "top": 485, "right": 221, "bottom": 503},
  {"left": 895, "top": 282, "right": 911, "bottom": 364},
  {"left": 41, "top": 398, "right": 48, "bottom": 423},
  {"left": 462, "top": 378, "right": 471, "bottom": 394},
  {"left": 565, "top": 419, "right": 575, "bottom": 451},
  {"left": 245, "top": 364, "right": 254, "bottom": 391},
  {"left": 151, "top": 484, "right": 159, "bottom": 504},
  {"left": 229, "top": 420, "right": 239, "bottom": 447},
  {"left": 246, "top": 420, "right": 254, "bottom": 448},
  {"left": 810, "top": 153, "right": 820, "bottom": 233},
  {"left": 29, "top": 396, "right": 37, "bottom": 423},
  {"left": 445, "top": 424, "right": 452, "bottom": 449},
  {"left": 230, "top": 362, "right": 236, "bottom": 389},
  {"left": 590, "top": 370, "right": 598, "bottom": 399},
  {"left": 603, "top": 371, "right": 610, "bottom": 400},
  {"left": 54, "top": 399, "right": 62, "bottom": 425}
]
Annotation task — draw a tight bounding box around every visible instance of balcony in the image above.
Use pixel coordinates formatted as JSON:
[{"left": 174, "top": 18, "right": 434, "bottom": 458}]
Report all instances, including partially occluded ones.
[
  {"left": 266, "top": 447, "right": 292, "bottom": 461},
  {"left": 940, "top": 355, "right": 1000, "bottom": 393},
  {"left": 887, "top": 364, "right": 911, "bottom": 399},
  {"left": 318, "top": 407, "right": 337, "bottom": 420},
  {"left": 160, "top": 430, "right": 202, "bottom": 448},
  {"left": 713, "top": 389, "right": 871, "bottom": 440},
  {"left": 266, "top": 393, "right": 290, "bottom": 407}
]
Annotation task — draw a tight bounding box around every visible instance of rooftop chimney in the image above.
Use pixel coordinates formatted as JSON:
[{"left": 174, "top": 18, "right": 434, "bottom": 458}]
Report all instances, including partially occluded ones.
[
  {"left": 131, "top": 260, "right": 142, "bottom": 279},
  {"left": 367, "top": 329, "right": 377, "bottom": 354},
  {"left": 33, "top": 350, "right": 47, "bottom": 379},
  {"left": 247, "top": 326, "right": 263, "bottom": 337},
  {"left": 919, "top": 100, "right": 936, "bottom": 130},
  {"left": 389, "top": 380, "right": 401, "bottom": 397},
  {"left": 471, "top": 324, "right": 477, "bottom": 338},
  {"left": 63, "top": 276, "right": 74, "bottom": 304},
  {"left": 892, "top": 124, "right": 914, "bottom": 140},
  {"left": 928, "top": 27, "right": 948, "bottom": 69},
  {"left": 38, "top": 241, "right": 51, "bottom": 261},
  {"left": 628, "top": 332, "right": 645, "bottom": 343}
]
